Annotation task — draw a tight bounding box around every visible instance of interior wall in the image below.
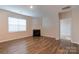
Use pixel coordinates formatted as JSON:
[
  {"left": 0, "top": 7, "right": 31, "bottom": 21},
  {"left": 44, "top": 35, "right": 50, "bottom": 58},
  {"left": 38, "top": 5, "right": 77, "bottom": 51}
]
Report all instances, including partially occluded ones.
[
  {"left": 71, "top": 7, "right": 79, "bottom": 44},
  {"left": 41, "top": 12, "right": 59, "bottom": 40},
  {"left": 0, "top": 10, "right": 32, "bottom": 42},
  {"left": 32, "top": 17, "right": 42, "bottom": 30}
]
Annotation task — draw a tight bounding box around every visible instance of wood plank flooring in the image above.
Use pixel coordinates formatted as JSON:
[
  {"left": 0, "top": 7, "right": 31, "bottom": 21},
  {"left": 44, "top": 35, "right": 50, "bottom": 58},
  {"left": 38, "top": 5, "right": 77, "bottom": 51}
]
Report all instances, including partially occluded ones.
[
  {"left": 1, "top": 36, "right": 79, "bottom": 54},
  {"left": 0, "top": 36, "right": 65, "bottom": 54},
  {"left": 60, "top": 39, "right": 79, "bottom": 54}
]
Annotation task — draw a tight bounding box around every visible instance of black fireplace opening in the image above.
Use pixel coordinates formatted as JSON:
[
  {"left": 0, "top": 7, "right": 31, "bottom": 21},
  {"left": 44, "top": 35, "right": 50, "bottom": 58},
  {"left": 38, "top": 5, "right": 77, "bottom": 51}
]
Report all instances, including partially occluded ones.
[{"left": 33, "top": 29, "right": 41, "bottom": 37}]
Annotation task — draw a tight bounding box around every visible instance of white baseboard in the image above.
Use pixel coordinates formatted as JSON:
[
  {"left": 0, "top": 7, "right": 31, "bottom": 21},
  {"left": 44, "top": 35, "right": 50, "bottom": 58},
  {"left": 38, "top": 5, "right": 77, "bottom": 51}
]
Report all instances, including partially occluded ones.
[
  {"left": 0, "top": 35, "right": 32, "bottom": 43},
  {"left": 42, "top": 35, "right": 59, "bottom": 40},
  {"left": 0, "top": 35, "right": 59, "bottom": 43}
]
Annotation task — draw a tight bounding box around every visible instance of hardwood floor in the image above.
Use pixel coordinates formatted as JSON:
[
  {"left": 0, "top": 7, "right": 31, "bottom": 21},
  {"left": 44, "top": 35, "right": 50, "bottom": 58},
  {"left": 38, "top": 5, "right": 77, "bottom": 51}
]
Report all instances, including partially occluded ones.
[
  {"left": 0, "top": 36, "right": 65, "bottom": 54},
  {"left": 60, "top": 39, "right": 79, "bottom": 54},
  {"left": 0, "top": 36, "right": 79, "bottom": 54}
]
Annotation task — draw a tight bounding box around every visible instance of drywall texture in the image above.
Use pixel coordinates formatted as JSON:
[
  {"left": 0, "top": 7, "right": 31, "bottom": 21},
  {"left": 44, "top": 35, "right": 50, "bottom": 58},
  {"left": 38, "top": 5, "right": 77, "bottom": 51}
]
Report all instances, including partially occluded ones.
[
  {"left": 71, "top": 7, "right": 79, "bottom": 44},
  {"left": 0, "top": 10, "right": 32, "bottom": 42},
  {"left": 41, "top": 13, "right": 59, "bottom": 40},
  {"left": 32, "top": 17, "right": 42, "bottom": 30}
]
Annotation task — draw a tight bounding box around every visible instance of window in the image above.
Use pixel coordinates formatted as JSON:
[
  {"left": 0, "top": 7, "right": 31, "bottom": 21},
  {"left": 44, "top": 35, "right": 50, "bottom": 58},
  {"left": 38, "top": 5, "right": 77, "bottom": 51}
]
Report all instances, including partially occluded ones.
[{"left": 8, "top": 17, "right": 26, "bottom": 32}]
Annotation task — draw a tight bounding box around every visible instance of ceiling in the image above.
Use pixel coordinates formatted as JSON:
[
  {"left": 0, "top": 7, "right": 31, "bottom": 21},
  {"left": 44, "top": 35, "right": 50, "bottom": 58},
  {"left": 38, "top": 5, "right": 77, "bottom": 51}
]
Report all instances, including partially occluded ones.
[{"left": 0, "top": 5, "right": 73, "bottom": 17}]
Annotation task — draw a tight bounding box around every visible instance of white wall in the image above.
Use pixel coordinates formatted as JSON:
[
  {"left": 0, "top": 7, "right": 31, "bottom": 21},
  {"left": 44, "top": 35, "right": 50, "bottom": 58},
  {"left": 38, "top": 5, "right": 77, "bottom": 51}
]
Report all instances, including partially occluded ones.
[
  {"left": 32, "top": 17, "right": 42, "bottom": 30},
  {"left": 0, "top": 10, "right": 32, "bottom": 42},
  {"left": 71, "top": 7, "right": 79, "bottom": 44},
  {"left": 41, "top": 12, "right": 59, "bottom": 40}
]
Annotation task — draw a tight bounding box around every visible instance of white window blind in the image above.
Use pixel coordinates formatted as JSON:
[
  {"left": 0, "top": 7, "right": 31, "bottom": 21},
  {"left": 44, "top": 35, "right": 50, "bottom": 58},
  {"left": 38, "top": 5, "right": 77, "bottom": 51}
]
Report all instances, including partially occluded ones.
[{"left": 8, "top": 17, "right": 26, "bottom": 32}]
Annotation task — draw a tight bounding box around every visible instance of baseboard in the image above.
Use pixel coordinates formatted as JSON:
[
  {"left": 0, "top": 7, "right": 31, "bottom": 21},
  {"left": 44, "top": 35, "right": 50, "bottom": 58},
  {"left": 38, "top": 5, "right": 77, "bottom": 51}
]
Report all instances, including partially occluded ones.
[
  {"left": 42, "top": 35, "right": 59, "bottom": 40},
  {"left": 0, "top": 35, "right": 59, "bottom": 43},
  {"left": 0, "top": 35, "right": 32, "bottom": 43}
]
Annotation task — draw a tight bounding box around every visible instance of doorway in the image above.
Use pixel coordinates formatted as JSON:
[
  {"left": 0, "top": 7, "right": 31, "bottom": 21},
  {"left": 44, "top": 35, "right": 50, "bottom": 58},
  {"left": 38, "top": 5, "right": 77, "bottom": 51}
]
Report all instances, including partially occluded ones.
[
  {"left": 59, "top": 11, "right": 72, "bottom": 53},
  {"left": 59, "top": 11, "right": 72, "bottom": 41}
]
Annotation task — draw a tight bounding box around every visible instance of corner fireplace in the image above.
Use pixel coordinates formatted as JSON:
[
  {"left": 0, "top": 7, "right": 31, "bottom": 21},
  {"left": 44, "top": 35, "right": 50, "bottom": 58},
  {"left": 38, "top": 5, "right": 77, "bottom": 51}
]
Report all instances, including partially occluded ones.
[{"left": 33, "top": 29, "right": 41, "bottom": 37}]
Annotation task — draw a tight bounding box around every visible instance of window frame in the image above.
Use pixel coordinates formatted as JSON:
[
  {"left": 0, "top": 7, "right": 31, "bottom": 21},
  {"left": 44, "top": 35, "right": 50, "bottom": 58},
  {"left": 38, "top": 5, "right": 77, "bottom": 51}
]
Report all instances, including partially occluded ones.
[{"left": 8, "top": 17, "right": 27, "bottom": 33}]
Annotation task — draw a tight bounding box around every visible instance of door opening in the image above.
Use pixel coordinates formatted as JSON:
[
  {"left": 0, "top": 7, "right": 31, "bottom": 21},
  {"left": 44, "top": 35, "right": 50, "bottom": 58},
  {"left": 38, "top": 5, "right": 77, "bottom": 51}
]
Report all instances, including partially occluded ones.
[{"left": 59, "top": 11, "right": 72, "bottom": 53}]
